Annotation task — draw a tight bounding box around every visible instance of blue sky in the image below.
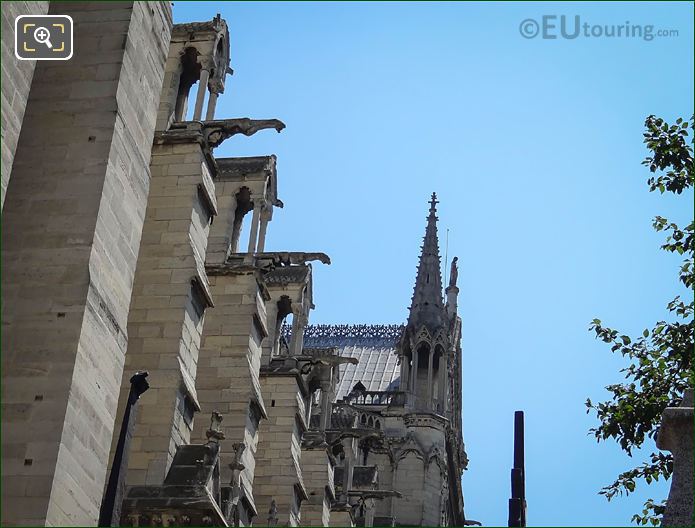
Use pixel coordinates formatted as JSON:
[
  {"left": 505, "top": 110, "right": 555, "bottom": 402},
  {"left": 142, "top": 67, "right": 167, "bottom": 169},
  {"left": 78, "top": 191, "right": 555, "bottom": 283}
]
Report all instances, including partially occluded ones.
[{"left": 175, "top": 2, "right": 694, "bottom": 526}]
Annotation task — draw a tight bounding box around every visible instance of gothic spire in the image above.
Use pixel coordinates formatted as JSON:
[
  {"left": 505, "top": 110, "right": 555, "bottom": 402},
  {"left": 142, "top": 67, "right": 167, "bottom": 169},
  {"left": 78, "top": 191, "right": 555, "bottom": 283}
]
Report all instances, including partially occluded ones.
[{"left": 407, "top": 192, "right": 445, "bottom": 332}]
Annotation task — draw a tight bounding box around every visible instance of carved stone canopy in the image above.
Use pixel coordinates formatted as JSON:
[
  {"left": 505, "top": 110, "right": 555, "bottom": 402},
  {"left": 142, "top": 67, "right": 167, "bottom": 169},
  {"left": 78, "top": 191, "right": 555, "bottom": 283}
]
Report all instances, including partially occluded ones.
[
  {"left": 215, "top": 155, "right": 284, "bottom": 208},
  {"left": 172, "top": 14, "right": 231, "bottom": 94}
]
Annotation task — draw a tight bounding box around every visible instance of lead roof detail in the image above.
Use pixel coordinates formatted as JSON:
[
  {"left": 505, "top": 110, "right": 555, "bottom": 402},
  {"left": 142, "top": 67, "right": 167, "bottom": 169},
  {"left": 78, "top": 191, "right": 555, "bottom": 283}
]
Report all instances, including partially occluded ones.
[{"left": 282, "top": 324, "right": 404, "bottom": 400}]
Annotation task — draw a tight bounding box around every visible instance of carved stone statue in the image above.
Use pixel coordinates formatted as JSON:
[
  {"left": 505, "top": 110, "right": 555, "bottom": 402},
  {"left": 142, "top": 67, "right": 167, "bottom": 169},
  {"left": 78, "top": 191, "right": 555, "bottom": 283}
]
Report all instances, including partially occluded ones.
[
  {"left": 449, "top": 257, "right": 459, "bottom": 288},
  {"left": 205, "top": 411, "right": 225, "bottom": 443},
  {"left": 267, "top": 499, "right": 278, "bottom": 526}
]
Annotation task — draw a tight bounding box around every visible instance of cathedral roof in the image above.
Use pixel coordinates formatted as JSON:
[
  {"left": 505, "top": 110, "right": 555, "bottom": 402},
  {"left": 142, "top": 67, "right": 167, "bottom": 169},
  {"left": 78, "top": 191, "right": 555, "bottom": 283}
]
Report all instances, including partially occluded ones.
[
  {"left": 333, "top": 343, "right": 401, "bottom": 400},
  {"left": 283, "top": 324, "right": 403, "bottom": 400}
]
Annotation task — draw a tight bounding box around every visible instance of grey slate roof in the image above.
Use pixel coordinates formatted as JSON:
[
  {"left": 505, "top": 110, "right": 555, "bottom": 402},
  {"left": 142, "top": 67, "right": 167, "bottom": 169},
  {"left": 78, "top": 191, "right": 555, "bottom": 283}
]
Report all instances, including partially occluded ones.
[
  {"left": 283, "top": 324, "right": 404, "bottom": 401},
  {"left": 333, "top": 343, "right": 401, "bottom": 400}
]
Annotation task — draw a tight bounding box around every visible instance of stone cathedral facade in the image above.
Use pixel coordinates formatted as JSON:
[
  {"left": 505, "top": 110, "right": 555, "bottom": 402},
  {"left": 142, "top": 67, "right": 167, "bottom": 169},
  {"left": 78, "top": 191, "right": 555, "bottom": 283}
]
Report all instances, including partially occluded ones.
[{"left": 1, "top": 3, "right": 468, "bottom": 526}]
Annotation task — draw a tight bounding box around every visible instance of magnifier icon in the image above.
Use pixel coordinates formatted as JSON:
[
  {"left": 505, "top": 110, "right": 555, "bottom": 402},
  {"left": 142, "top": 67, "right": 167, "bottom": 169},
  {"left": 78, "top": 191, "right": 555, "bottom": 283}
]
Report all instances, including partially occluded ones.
[{"left": 33, "top": 26, "right": 53, "bottom": 49}]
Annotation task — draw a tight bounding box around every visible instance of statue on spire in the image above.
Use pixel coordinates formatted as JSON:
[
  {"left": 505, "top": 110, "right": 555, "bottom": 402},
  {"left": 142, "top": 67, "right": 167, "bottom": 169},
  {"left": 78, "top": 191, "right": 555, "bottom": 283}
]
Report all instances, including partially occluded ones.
[{"left": 449, "top": 257, "right": 459, "bottom": 289}]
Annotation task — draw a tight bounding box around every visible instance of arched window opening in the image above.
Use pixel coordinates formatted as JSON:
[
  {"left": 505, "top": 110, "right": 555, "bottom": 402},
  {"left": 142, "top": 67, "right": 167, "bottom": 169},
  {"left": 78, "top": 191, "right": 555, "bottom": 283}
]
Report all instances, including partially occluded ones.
[
  {"left": 416, "top": 343, "right": 430, "bottom": 371},
  {"left": 280, "top": 312, "right": 293, "bottom": 355},
  {"left": 231, "top": 187, "right": 253, "bottom": 254},
  {"left": 215, "top": 38, "right": 225, "bottom": 72},
  {"left": 175, "top": 47, "right": 201, "bottom": 122},
  {"left": 273, "top": 295, "right": 292, "bottom": 357},
  {"left": 186, "top": 81, "right": 210, "bottom": 121}
]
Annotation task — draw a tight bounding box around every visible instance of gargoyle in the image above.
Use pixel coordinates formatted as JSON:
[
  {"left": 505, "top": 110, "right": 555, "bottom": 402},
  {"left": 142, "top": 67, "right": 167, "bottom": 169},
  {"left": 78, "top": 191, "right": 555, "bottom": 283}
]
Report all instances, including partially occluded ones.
[
  {"left": 299, "top": 355, "right": 358, "bottom": 376},
  {"left": 347, "top": 490, "right": 403, "bottom": 500},
  {"left": 271, "top": 252, "right": 331, "bottom": 266},
  {"left": 302, "top": 430, "right": 329, "bottom": 449},
  {"left": 203, "top": 118, "right": 285, "bottom": 149}
]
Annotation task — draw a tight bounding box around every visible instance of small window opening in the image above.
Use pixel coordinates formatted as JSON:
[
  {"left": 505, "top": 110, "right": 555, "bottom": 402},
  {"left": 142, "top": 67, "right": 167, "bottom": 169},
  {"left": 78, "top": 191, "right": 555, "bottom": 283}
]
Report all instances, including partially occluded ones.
[
  {"left": 231, "top": 187, "right": 253, "bottom": 253},
  {"left": 273, "top": 296, "right": 292, "bottom": 357},
  {"left": 174, "top": 47, "right": 202, "bottom": 122}
]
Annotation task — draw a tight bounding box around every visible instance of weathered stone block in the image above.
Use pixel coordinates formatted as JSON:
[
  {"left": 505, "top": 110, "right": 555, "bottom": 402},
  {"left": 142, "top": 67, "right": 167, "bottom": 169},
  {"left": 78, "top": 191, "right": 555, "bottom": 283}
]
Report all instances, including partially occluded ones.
[
  {"left": 657, "top": 390, "right": 694, "bottom": 527},
  {"left": 1, "top": 3, "right": 171, "bottom": 526}
]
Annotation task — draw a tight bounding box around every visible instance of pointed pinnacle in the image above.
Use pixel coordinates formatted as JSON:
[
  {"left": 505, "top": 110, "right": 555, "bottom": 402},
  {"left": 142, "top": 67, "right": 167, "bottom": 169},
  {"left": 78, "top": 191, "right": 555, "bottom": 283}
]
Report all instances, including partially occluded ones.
[
  {"left": 407, "top": 194, "right": 445, "bottom": 330},
  {"left": 429, "top": 192, "right": 438, "bottom": 217}
]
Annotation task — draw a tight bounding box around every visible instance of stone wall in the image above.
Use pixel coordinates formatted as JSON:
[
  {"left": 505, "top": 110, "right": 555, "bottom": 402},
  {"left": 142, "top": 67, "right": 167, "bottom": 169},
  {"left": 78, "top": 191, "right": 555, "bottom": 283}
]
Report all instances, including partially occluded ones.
[
  {"left": 254, "top": 374, "right": 307, "bottom": 526},
  {"left": 394, "top": 452, "right": 425, "bottom": 524},
  {"left": 0, "top": 2, "right": 172, "bottom": 525},
  {"left": 368, "top": 452, "right": 394, "bottom": 518},
  {"left": 193, "top": 270, "right": 267, "bottom": 498},
  {"left": 300, "top": 448, "right": 333, "bottom": 526},
  {"left": 423, "top": 458, "right": 445, "bottom": 524},
  {"left": 0, "top": 0, "right": 50, "bottom": 210}
]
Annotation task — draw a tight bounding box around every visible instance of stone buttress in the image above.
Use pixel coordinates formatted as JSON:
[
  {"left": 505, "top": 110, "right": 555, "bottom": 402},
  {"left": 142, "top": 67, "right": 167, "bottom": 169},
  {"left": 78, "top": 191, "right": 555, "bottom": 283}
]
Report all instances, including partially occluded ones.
[
  {"left": 108, "top": 15, "right": 284, "bottom": 524},
  {"left": 1, "top": 3, "right": 171, "bottom": 525}
]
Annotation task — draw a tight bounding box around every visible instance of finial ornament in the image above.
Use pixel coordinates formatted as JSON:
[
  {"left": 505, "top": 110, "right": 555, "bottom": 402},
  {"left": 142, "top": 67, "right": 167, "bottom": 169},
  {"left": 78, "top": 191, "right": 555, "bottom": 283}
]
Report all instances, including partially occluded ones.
[{"left": 429, "top": 192, "right": 439, "bottom": 216}]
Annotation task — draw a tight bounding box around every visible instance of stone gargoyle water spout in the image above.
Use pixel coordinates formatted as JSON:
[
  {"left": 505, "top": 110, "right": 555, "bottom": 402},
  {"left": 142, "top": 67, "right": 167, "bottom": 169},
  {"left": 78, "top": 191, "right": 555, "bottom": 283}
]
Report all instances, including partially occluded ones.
[{"left": 203, "top": 118, "right": 285, "bottom": 149}]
